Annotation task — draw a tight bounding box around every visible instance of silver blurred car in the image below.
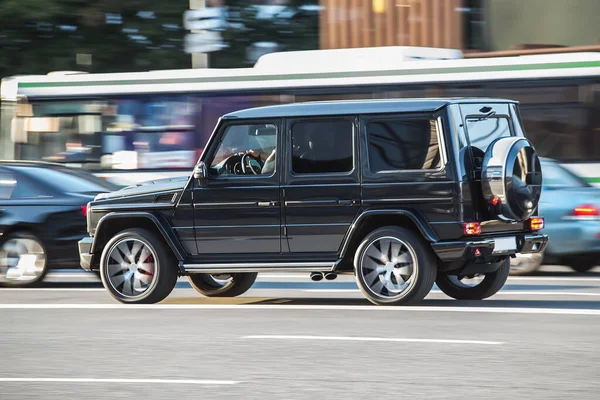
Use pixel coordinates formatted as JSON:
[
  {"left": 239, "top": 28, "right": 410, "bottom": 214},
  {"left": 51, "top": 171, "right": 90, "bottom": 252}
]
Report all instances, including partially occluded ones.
[{"left": 510, "top": 158, "right": 600, "bottom": 274}]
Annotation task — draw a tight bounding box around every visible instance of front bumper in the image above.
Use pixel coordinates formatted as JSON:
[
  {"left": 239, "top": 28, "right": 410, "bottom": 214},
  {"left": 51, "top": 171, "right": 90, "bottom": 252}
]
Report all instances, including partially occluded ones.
[
  {"left": 78, "top": 237, "right": 94, "bottom": 271},
  {"left": 431, "top": 233, "right": 548, "bottom": 263}
]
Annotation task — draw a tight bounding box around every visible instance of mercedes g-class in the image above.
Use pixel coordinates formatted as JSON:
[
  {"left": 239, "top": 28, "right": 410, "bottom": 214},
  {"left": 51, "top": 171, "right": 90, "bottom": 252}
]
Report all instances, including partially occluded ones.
[{"left": 78, "top": 98, "right": 547, "bottom": 305}]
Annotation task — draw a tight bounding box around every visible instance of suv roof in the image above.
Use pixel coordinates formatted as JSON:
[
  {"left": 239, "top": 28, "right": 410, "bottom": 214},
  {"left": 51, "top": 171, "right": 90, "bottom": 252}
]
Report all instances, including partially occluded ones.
[{"left": 223, "top": 98, "right": 518, "bottom": 119}]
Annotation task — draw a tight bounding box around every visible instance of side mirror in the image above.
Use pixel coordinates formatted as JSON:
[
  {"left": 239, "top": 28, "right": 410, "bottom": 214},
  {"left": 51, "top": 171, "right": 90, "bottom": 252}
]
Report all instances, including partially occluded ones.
[{"left": 193, "top": 161, "right": 208, "bottom": 186}]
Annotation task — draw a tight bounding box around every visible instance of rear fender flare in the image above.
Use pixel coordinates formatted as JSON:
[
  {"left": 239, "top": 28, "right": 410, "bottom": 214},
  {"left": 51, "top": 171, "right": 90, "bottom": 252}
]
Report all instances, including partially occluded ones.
[{"left": 339, "top": 209, "right": 439, "bottom": 259}]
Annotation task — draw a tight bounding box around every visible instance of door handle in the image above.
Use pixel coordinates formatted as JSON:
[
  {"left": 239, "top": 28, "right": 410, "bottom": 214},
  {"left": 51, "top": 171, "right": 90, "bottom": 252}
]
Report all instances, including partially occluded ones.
[
  {"left": 257, "top": 201, "right": 277, "bottom": 207},
  {"left": 338, "top": 200, "right": 358, "bottom": 206}
]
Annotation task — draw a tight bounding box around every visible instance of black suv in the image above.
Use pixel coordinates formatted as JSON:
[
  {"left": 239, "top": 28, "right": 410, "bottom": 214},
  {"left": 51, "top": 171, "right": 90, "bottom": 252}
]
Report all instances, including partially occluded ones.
[{"left": 78, "top": 98, "right": 547, "bottom": 305}]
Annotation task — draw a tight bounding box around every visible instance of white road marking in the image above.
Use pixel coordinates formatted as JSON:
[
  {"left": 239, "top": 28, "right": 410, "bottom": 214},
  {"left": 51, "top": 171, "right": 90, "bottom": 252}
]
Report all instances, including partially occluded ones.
[
  {"left": 258, "top": 274, "right": 310, "bottom": 279},
  {"left": 490, "top": 291, "right": 600, "bottom": 297},
  {"left": 507, "top": 276, "right": 600, "bottom": 282},
  {"left": 0, "top": 288, "right": 105, "bottom": 292},
  {"left": 0, "top": 377, "right": 238, "bottom": 385},
  {"left": 305, "top": 289, "right": 600, "bottom": 297},
  {"left": 46, "top": 273, "right": 98, "bottom": 279},
  {"left": 243, "top": 335, "right": 503, "bottom": 345},
  {"left": 0, "top": 303, "right": 600, "bottom": 316}
]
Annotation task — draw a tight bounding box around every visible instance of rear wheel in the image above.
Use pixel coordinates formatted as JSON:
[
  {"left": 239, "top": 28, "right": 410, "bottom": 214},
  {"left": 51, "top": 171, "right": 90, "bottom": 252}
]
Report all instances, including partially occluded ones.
[
  {"left": 100, "top": 228, "right": 178, "bottom": 304},
  {"left": 188, "top": 273, "right": 257, "bottom": 297},
  {"left": 354, "top": 226, "right": 436, "bottom": 306},
  {"left": 436, "top": 259, "right": 510, "bottom": 300},
  {"left": 0, "top": 232, "right": 48, "bottom": 287}
]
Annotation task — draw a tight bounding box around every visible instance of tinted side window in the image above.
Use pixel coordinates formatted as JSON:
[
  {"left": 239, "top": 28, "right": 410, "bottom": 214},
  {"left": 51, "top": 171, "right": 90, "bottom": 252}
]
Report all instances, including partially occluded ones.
[
  {"left": 291, "top": 119, "right": 353, "bottom": 174},
  {"left": 367, "top": 119, "right": 441, "bottom": 172}
]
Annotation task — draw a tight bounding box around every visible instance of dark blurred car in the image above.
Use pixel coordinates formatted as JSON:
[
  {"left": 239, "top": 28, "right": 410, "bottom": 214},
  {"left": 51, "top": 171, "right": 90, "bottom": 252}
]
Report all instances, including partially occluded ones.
[
  {"left": 0, "top": 161, "right": 119, "bottom": 286},
  {"left": 510, "top": 158, "right": 600, "bottom": 275}
]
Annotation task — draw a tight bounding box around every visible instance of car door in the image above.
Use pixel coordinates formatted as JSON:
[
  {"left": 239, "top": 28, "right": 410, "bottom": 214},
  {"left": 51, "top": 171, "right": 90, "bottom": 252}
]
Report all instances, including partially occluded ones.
[
  {"left": 283, "top": 116, "right": 361, "bottom": 254},
  {"left": 192, "top": 119, "right": 282, "bottom": 256}
]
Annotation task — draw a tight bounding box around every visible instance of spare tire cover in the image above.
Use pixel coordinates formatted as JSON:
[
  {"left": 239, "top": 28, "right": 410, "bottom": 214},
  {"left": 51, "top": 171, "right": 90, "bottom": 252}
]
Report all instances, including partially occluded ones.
[{"left": 481, "top": 137, "right": 542, "bottom": 221}]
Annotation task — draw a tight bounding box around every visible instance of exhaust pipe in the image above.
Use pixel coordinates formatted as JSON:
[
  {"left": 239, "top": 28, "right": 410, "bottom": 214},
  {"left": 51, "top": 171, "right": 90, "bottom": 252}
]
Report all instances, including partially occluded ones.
[
  {"left": 324, "top": 272, "right": 338, "bottom": 281},
  {"left": 310, "top": 272, "right": 324, "bottom": 281}
]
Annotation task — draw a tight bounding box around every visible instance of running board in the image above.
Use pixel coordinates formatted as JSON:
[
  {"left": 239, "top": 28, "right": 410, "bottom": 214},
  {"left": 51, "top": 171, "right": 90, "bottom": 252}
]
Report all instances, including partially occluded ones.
[{"left": 182, "top": 261, "right": 336, "bottom": 274}]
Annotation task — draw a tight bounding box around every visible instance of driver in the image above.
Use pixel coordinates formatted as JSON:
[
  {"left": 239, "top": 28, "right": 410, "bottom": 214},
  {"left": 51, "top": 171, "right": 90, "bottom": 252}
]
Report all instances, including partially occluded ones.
[{"left": 245, "top": 148, "right": 276, "bottom": 175}]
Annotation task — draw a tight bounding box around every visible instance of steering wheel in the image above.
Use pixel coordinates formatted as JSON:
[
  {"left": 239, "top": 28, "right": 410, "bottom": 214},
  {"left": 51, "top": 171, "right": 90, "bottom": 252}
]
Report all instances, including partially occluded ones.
[{"left": 241, "top": 152, "right": 262, "bottom": 175}]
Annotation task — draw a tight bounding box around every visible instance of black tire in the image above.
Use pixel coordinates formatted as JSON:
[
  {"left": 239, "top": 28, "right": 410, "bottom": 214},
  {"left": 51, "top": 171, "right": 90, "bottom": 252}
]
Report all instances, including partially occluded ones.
[
  {"left": 0, "top": 231, "right": 48, "bottom": 287},
  {"left": 354, "top": 226, "right": 437, "bottom": 306},
  {"left": 568, "top": 257, "right": 596, "bottom": 273},
  {"left": 436, "top": 258, "right": 510, "bottom": 300},
  {"left": 188, "top": 272, "right": 258, "bottom": 297},
  {"left": 100, "top": 228, "right": 178, "bottom": 304}
]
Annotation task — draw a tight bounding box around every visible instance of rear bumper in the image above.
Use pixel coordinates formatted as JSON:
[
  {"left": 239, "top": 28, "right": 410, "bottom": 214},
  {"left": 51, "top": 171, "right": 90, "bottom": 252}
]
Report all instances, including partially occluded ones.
[
  {"left": 431, "top": 233, "right": 548, "bottom": 263},
  {"left": 78, "top": 237, "right": 94, "bottom": 271}
]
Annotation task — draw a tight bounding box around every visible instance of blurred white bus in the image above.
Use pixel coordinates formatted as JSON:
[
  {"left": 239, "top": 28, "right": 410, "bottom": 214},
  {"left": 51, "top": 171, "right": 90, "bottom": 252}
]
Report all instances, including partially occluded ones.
[{"left": 2, "top": 46, "right": 600, "bottom": 186}]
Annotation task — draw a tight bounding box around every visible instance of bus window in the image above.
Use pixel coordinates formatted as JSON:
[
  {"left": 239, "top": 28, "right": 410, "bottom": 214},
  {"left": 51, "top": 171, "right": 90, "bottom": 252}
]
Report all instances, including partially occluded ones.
[{"left": 520, "top": 106, "right": 593, "bottom": 162}]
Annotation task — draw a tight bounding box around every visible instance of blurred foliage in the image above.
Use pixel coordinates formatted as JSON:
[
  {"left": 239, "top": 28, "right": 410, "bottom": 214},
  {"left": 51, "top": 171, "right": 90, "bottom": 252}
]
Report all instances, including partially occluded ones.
[{"left": 0, "top": 0, "right": 319, "bottom": 77}]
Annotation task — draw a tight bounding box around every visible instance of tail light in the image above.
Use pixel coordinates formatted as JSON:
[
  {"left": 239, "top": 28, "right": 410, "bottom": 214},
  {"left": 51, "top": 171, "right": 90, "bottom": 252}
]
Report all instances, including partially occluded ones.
[
  {"left": 463, "top": 222, "right": 481, "bottom": 235},
  {"left": 81, "top": 205, "right": 88, "bottom": 217},
  {"left": 528, "top": 216, "right": 544, "bottom": 231},
  {"left": 569, "top": 204, "right": 599, "bottom": 218}
]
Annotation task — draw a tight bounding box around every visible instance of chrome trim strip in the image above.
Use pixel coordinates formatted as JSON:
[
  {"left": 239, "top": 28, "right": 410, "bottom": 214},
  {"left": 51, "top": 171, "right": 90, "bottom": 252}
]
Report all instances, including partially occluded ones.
[
  {"left": 362, "top": 181, "right": 453, "bottom": 187},
  {"left": 284, "top": 200, "right": 338, "bottom": 206},
  {"left": 287, "top": 223, "right": 349, "bottom": 227},
  {"left": 363, "top": 197, "right": 454, "bottom": 203},
  {"left": 183, "top": 262, "right": 335, "bottom": 273},
  {"left": 193, "top": 224, "right": 278, "bottom": 229},
  {"left": 193, "top": 201, "right": 258, "bottom": 208},
  {"left": 283, "top": 183, "right": 359, "bottom": 188},
  {"left": 192, "top": 185, "right": 276, "bottom": 190},
  {"left": 92, "top": 203, "right": 173, "bottom": 211}
]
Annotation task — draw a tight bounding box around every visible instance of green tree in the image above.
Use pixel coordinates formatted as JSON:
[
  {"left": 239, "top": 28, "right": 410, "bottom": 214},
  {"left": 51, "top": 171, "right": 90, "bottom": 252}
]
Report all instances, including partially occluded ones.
[
  {"left": 0, "top": 0, "right": 191, "bottom": 78},
  {"left": 0, "top": 0, "right": 319, "bottom": 77}
]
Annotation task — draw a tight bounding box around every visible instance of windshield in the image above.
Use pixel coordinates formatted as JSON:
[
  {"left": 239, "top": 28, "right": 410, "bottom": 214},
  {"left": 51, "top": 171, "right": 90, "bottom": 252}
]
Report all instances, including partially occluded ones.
[{"left": 541, "top": 161, "right": 590, "bottom": 188}]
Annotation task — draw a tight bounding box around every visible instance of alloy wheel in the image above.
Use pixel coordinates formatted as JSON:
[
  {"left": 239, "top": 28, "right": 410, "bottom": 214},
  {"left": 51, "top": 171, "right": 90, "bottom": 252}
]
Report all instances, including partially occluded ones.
[
  {"left": 358, "top": 236, "right": 418, "bottom": 300},
  {"left": 104, "top": 238, "right": 158, "bottom": 299}
]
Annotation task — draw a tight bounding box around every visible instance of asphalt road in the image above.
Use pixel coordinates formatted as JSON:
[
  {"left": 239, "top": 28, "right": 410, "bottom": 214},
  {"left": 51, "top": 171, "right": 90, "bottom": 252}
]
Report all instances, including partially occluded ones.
[{"left": 2, "top": 267, "right": 600, "bottom": 399}]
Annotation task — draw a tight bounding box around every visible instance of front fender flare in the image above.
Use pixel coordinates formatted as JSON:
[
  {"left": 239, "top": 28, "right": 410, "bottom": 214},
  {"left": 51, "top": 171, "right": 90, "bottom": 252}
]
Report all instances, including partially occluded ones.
[{"left": 91, "top": 212, "right": 185, "bottom": 261}]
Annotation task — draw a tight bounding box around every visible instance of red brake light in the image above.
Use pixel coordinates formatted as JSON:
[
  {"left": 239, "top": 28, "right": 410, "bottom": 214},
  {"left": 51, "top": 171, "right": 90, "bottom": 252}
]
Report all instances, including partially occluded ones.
[
  {"left": 528, "top": 217, "right": 544, "bottom": 231},
  {"left": 81, "top": 205, "right": 88, "bottom": 216},
  {"left": 490, "top": 196, "right": 500, "bottom": 206},
  {"left": 571, "top": 205, "right": 599, "bottom": 218},
  {"left": 463, "top": 222, "right": 481, "bottom": 235}
]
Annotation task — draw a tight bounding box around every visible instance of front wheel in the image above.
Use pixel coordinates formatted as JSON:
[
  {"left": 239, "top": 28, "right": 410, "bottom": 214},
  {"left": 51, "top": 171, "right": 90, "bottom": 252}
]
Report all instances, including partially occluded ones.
[
  {"left": 188, "top": 273, "right": 257, "bottom": 297},
  {"left": 354, "top": 226, "right": 437, "bottom": 306},
  {"left": 100, "top": 228, "right": 178, "bottom": 304},
  {"left": 436, "top": 259, "right": 510, "bottom": 300}
]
